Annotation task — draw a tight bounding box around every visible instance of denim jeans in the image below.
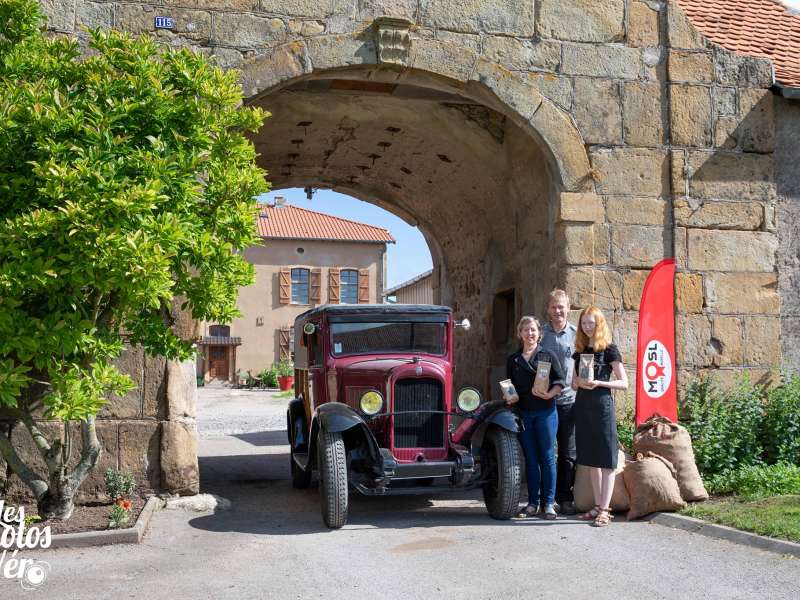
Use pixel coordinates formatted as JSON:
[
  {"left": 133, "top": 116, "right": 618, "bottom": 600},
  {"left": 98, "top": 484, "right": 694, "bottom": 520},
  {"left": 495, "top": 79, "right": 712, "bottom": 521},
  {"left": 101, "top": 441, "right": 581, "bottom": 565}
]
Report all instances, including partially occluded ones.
[{"left": 518, "top": 406, "right": 558, "bottom": 507}]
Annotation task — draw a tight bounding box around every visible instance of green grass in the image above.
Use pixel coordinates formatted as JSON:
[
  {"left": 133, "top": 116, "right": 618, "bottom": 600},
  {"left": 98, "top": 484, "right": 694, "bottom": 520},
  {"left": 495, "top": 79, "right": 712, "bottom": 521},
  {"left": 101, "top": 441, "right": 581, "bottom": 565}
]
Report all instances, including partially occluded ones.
[
  {"left": 681, "top": 495, "right": 800, "bottom": 543},
  {"left": 273, "top": 390, "right": 294, "bottom": 399}
]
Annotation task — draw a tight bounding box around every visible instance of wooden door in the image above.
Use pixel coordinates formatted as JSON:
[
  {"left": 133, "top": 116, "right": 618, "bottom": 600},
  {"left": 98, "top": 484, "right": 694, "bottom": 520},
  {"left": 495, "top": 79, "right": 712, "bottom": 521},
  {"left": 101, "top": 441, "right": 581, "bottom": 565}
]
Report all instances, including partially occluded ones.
[{"left": 209, "top": 346, "right": 229, "bottom": 380}]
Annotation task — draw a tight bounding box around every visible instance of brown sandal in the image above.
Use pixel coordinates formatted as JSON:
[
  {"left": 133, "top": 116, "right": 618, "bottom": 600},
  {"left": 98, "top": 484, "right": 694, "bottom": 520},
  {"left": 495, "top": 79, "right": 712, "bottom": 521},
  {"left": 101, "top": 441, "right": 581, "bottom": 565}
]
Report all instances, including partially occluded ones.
[
  {"left": 593, "top": 508, "right": 612, "bottom": 527},
  {"left": 578, "top": 505, "right": 600, "bottom": 520}
]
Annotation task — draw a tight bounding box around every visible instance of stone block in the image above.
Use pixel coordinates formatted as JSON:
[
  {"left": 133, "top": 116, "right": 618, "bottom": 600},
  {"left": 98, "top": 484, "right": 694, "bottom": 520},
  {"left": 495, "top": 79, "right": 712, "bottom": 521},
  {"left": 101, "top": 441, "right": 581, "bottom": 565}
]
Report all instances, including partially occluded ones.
[
  {"left": 562, "top": 43, "right": 641, "bottom": 79},
  {"left": 609, "top": 311, "right": 638, "bottom": 360},
  {"left": 524, "top": 72, "right": 573, "bottom": 111},
  {"left": 537, "top": 0, "right": 624, "bottom": 43},
  {"left": 714, "top": 88, "right": 775, "bottom": 153},
  {"left": 714, "top": 51, "right": 773, "bottom": 88},
  {"left": 676, "top": 314, "right": 713, "bottom": 367},
  {"left": 482, "top": 36, "right": 561, "bottom": 72},
  {"left": 622, "top": 82, "right": 665, "bottom": 147},
  {"left": 623, "top": 269, "right": 649, "bottom": 310},
  {"left": 100, "top": 345, "right": 144, "bottom": 419},
  {"left": 573, "top": 78, "right": 622, "bottom": 145},
  {"left": 212, "top": 13, "right": 285, "bottom": 48},
  {"left": 559, "top": 223, "right": 610, "bottom": 265},
  {"left": 75, "top": 1, "right": 113, "bottom": 30},
  {"left": 307, "top": 34, "right": 377, "bottom": 72},
  {"left": 471, "top": 60, "right": 543, "bottom": 122},
  {"left": 239, "top": 41, "right": 311, "bottom": 97},
  {"left": 687, "top": 230, "right": 777, "bottom": 272},
  {"left": 670, "top": 150, "right": 688, "bottom": 197},
  {"left": 115, "top": 5, "right": 212, "bottom": 42},
  {"left": 161, "top": 420, "right": 199, "bottom": 495},
  {"left": 419, "top": 0, "right": 536, "bottom": 36},
  {"left": 40, "top": 0, "right": 76, "bottom": 32},
  {"left": 590, "top": 148, "right": 669, "bottom": 196},
  {"left": 143, "top": 354, "right": 167, "bottom": 419},
  {"left": 210, "top": 47, "right": 245, "bottom": 70},
  {"left": 715, "top": 87, "right": 737, "bottom": 116},
  {"left": 674, "top": 226, "right": 688, "bottom": 268},
  {"left": 258, "top": 0, "right": 331, "bottom": 18},
  {"left": 666, "top": 1, "right": 706, "bottom": 50},
  {"left": 628, "top": 1, "right": 660, "bottom": 47},
  {"left": 558, "top": 192, "right": 604, "bottom": 223},
  {"left": 687, "top": 151, "right": 774, "bottom": 201},
  {"left": 744, "top": 316, "right": 781, "bottom": 366},
  {"left": 563, "top": 267, "right": 624, "bottom": 310},
  {"left": 187, "top": 0, "right": 258, "bottom": 9},
  {"left": 711, "top": 316, "right": 743, "bottom": 367},
  {"left": 675, "top": 272, "right": 704, "bottom": 313},
  {"left": 668, "top": 50, "right": 713, "bottom": 83},
  {"left": 167, "top": 360, "right": 197, "bottom": 419},
  {"left": 610, "top": 225, "right": 669, "bottom": 268},
  {"left": 606, "top": 196, "right": 668, "bottom": 226},
  {"left": 119, "top": 422, "right": 161, "bottom": 493},
  {"left": 674, "top": 199, "right": 763, "bottom": 230},
  {"left": 670, "top": 84, "right": 712, "bottom": 147},
  {"left": 411, "top": 37, "right": 478, "bottom": 82},
  {"left": 355, "top": 0, "right": 418, "bottom": 22},
  {"left": 704, "top": 273, "right": 780, "bottom": 314}
]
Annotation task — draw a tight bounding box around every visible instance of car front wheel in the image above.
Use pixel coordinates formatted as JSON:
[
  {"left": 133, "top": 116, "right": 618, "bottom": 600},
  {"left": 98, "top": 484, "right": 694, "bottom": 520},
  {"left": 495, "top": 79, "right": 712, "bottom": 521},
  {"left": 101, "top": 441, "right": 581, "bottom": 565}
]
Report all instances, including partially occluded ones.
[
  {"left": 318, "top": 431, "right": 348, "bottom": 528},
  {"left": 481, "top": 428, "right": 522, "bottom": 520}
]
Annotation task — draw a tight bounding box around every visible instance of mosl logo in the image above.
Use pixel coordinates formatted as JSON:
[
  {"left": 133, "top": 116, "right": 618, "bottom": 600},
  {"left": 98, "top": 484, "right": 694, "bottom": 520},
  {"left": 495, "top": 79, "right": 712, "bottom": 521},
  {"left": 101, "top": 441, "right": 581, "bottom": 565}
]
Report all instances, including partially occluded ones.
[
  {"left": 642, "top": 339, "right": 672, "bottom": 399},
  {"left": 0, "top": 500, "right": 52, "bottom": 590}
]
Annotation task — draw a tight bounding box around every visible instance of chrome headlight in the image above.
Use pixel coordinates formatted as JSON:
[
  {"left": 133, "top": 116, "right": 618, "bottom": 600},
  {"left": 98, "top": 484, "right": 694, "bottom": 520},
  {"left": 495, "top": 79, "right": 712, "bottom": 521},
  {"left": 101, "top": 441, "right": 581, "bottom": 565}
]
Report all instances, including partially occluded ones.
[
  {"left": 359, "top": 390, "right": 383, "bottom": 415},
  {"left": 457, "top": 387, "right": 482, "bottom": 412}
]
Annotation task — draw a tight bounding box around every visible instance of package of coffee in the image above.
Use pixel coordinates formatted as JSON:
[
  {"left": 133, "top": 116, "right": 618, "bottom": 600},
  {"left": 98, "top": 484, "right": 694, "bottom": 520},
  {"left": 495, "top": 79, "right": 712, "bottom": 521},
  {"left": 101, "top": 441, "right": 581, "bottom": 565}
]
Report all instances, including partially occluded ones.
[
  {"left": 579, "top": 354, "right": 595, "bottom": 383},
  {"left": 533, "top": 361, "right": 551, "bottom": 396},
  {"left": 499, "top": 379, "right": 517, "bottom": 402}
]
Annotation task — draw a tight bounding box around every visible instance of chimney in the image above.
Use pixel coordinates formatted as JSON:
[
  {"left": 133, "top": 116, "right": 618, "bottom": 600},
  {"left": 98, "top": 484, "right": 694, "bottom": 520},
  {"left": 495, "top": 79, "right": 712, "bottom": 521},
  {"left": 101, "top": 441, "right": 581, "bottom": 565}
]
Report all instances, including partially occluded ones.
[{"left": 274, "top": 195, "right": 287, "bottom": 208}]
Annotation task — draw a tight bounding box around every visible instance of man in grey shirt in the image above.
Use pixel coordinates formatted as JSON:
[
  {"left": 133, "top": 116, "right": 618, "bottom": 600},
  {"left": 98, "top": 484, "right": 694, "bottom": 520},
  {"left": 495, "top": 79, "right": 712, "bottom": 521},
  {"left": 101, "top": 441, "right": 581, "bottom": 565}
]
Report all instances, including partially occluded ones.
[{"left": 539, "top": 289, "right": 577, "bottom": 514}]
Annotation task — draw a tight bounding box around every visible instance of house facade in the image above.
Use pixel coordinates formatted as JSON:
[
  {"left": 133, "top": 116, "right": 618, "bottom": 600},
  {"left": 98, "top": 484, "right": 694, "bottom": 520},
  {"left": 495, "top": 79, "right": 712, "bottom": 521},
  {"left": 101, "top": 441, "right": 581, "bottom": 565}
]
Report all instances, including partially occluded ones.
[
  {"left": 197, "top": 200, "right": 395, "bottom": 382},
  {"left": 384, "top": 269, "right": 434, "bottom": 304}
]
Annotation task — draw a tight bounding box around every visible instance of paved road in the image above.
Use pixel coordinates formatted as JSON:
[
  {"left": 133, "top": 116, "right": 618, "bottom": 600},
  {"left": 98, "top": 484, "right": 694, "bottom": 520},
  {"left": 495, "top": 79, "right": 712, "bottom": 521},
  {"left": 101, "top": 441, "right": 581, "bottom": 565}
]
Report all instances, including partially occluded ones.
[{"left": 3, "top": 388, "right": 798, "bottom": 599}]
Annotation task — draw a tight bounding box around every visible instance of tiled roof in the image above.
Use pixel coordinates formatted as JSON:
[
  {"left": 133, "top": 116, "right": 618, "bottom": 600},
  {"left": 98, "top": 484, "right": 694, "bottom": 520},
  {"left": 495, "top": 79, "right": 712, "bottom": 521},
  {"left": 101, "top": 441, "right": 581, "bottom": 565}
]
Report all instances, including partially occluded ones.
[
  {"left": 678, "top": 0, "right": 800, "bottom": 87},
  {"left": 256, "top": 204, "right": 395, "bottom": 244}
]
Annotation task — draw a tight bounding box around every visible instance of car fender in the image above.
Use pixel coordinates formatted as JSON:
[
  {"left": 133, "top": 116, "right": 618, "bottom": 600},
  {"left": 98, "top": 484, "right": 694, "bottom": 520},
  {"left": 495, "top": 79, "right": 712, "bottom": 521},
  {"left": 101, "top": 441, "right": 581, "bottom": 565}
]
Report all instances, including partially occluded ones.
[
  {"left": 287, "top": 398, "right": 307, "bottom": 450},
  {"left": 308, "top": 403, "right": 381, "bottom": 470},
  {"left": 470, "top": 407, "right": 521, "bottom": 455}
]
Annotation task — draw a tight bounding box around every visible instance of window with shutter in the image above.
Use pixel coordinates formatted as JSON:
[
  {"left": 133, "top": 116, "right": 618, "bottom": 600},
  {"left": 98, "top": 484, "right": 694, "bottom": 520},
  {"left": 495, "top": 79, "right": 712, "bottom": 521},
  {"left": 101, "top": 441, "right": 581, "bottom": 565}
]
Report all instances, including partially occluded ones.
[
  {"left": 340, "top": 269, "right": 358, "bottom": 304},
  {"left": 328, "top": 268, "right": 340, "bottom": 303},
  {"left": 310, "top": 268, "right": 321, "bottom": 303},
  {"left": 278, "top": 268, "right": 291, "bottom": 305},
  {"left": 358, "top": 268, "right": 370, "bottom": 303},
  {"left": 291, "top": 268, "right": 310, "bottom": 304},
  {"left": 279, "top": 327, "right": 291, "bottom": 361}
]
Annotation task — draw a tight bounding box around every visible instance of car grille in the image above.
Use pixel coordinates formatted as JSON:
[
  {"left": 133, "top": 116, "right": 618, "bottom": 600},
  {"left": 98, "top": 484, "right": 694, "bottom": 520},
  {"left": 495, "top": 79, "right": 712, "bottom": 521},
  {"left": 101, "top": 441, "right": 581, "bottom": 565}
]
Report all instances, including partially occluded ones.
[{"left": 393, "top": 378, "right": 444, "bottom": 448}]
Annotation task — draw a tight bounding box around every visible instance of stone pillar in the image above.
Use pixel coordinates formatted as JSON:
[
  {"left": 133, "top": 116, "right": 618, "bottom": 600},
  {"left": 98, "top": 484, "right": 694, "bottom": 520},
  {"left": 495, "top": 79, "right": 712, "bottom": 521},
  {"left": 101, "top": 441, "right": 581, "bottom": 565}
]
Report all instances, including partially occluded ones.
[{"left": 160, "top": 359, "right": 199, "bottom": 495}]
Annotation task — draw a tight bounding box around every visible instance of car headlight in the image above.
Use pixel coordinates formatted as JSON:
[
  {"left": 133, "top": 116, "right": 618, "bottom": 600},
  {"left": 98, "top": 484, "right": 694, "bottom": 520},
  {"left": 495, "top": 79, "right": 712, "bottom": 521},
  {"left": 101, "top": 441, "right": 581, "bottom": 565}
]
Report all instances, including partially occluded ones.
[
  {"left": 359, "top": 390, "right": 383, "bottom": 415},
  {"left": 457, "top": 387, "right": 482, "bottom": 412}
]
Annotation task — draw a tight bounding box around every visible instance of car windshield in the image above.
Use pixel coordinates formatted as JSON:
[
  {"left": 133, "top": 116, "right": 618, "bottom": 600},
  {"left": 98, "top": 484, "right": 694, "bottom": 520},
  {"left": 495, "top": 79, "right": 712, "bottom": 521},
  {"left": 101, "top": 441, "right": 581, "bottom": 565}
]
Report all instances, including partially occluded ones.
[{"left": 330, "top": 321, "right": 446, "bottom": 356}]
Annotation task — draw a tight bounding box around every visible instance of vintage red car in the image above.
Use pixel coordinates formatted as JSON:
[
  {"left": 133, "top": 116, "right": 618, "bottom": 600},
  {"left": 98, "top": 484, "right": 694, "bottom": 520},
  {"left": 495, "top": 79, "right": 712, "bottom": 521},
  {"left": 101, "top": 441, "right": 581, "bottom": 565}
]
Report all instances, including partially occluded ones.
[{"left": 287, "top": 304, "right": 523, "bottom": 528}]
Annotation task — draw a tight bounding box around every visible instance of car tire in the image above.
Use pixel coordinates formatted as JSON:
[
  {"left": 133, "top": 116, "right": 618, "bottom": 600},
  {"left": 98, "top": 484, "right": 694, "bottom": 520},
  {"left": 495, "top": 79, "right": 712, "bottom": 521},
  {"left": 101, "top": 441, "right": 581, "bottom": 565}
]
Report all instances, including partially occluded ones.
[
  {"left": 482, "top": 428, "right": 522, "bottom": 520},
  {"left": 318, "top": 431, "right": 348, "bottom": 528}
]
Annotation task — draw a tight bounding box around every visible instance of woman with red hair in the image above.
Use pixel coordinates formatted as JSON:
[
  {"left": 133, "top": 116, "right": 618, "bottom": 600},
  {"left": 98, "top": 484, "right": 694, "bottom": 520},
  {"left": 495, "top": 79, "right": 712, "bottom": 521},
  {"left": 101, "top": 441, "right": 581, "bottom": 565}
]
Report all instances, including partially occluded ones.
[{"left": 571, "top": 306, "right": 628, "bottom": 527}]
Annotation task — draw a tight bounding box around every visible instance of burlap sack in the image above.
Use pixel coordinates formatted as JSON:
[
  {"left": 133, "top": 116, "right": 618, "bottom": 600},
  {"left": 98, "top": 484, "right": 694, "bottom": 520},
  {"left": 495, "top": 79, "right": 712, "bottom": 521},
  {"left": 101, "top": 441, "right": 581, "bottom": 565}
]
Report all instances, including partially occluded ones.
[
  {"left": 573, "top": 449, "right": 630, "bottom": 512},
  {"left": 633, "top": 415, "right": 708, "bottom": 502},
  {"left": 624, "top": 451, "right": 686, "bottom": 520}
]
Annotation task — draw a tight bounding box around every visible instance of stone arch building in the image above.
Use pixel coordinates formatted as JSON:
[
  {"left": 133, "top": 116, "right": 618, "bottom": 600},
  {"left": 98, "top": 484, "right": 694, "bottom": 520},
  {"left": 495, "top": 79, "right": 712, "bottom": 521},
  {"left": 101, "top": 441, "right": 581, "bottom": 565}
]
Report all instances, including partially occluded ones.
[{"left": 8, "top": 0, "right": 796, "bottom": 497}]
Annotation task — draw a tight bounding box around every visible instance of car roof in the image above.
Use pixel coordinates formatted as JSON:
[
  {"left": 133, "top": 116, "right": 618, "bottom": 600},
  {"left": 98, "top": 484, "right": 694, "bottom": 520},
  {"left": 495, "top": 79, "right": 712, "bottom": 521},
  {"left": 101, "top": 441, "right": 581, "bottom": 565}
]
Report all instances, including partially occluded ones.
[{"left": 295, "top": 304, "right": 452, "bottom": 322}]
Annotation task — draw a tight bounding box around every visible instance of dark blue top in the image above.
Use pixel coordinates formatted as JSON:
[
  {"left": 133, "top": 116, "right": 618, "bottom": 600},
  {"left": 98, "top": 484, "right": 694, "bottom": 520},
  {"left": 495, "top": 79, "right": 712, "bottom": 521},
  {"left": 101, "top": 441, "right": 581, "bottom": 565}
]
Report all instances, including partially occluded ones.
[{"left": 506, "top": 348, "right": 566, "bottom": 412}]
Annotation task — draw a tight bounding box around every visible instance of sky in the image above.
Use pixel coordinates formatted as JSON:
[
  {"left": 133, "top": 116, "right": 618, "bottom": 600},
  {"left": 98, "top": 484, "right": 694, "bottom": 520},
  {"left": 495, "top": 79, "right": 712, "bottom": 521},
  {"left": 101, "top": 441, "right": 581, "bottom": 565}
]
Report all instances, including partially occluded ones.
[
  {"left": 259, "top": 188, "right": 433, "bottom": 289},
  {"left": 782, "top": 0, "right": 800, "bottom": 10}
]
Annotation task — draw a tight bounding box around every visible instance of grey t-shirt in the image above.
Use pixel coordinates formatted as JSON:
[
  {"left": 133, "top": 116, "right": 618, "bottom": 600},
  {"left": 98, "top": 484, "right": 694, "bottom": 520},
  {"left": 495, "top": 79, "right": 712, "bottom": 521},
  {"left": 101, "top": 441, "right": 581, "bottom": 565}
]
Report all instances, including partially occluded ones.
[{"left": 540, "top": 322, "right": 576, "bottom": 405}]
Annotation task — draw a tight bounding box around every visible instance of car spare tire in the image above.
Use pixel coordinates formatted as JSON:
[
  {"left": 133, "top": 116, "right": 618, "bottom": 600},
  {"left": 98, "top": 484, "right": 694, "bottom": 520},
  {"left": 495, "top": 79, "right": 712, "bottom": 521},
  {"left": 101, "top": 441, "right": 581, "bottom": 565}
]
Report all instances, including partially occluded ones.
[
  {"left": 482, "top": 428, "right": 522, "bottom": 520},
  {"left": 318, "top": 431, "right": 348, "bottom": 528}
]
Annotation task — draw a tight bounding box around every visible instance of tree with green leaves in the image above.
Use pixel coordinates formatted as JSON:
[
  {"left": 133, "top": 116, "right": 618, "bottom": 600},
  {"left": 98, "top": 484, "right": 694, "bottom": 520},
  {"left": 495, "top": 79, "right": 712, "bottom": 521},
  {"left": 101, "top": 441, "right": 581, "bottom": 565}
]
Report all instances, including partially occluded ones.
[{"left": 0, "top": 0, "right": 268, "bottom": 519}]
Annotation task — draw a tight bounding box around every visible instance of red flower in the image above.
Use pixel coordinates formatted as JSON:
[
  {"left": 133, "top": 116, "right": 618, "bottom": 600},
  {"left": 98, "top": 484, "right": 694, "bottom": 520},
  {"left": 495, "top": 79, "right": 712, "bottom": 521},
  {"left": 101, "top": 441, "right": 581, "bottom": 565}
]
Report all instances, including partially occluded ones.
[{"left": 115, "top": 499, "right": 132, "bottom": 511}]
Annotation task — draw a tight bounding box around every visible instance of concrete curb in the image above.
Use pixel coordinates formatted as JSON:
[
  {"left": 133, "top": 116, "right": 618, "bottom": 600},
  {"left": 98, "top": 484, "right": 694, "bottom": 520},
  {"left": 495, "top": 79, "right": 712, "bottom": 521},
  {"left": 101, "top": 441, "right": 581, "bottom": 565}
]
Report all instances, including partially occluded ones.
[
  {"left": 47, "top": 496, "right": 165, "bottom": 549},
  {"left": 645, "top": 512, "right": 800, "bottom": 558}
]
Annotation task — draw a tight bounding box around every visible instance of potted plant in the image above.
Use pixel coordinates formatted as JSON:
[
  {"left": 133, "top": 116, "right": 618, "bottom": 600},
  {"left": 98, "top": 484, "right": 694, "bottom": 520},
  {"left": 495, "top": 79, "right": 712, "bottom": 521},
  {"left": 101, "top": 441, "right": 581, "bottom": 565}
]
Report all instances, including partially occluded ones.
[{"left": 275, "top": 360, "right": 295, "bottom": 391}]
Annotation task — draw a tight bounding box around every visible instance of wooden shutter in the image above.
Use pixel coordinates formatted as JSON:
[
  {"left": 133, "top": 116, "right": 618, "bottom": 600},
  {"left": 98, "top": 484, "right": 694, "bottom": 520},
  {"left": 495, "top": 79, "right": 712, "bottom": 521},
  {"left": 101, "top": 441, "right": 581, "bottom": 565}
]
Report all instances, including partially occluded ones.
[
  {"left": 279, "top": 327, "right": 291, "bottom": 361},
  {"left": 358, "top": 268, "right": 370, "bottom": 303},
  {"left": 328, "top": 268, "right": 340, "bottom": 303},
  {"left": 310, "top": 268, "right": 321, "bottom": 304},
  {"left": 278, "top": 268, "right": 291, "bottom": 305}
]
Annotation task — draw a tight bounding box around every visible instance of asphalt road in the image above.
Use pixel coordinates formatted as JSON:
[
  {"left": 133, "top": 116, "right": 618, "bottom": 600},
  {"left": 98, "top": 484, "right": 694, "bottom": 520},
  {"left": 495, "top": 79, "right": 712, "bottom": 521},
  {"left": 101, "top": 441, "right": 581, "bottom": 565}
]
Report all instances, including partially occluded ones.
[{"left": 3, "top": 388, "right": 798, "bottom": 599}]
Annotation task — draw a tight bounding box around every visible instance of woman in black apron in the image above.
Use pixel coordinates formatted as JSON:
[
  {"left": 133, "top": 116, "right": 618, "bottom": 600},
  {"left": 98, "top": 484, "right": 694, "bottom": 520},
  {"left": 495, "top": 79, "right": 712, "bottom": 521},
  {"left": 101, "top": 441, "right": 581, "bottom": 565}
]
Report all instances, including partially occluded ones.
[{"left": 571, "top": 306, "right": 628, "bottom": 527}]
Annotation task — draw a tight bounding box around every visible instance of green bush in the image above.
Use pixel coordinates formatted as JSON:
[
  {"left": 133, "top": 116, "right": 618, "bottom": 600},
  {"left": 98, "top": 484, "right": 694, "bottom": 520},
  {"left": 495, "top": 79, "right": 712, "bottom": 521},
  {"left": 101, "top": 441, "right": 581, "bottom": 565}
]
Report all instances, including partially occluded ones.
[
  {"left": 104, "top": 468, "right": 135, "bottom": 501},
  {"left": 617, "top": 403, "right": 635, "bottom": 451},
  {"left": 683, "top": 377, "right": 764, "bottom": 478},
  {"left": 258, "top": 368, "right": 278, "bottom": 388},
  {"left": 763, "top": 373, "right": 800, "bottom": 465},
  {"left": 707, "top": 463, "right": 800, "bottom": 500},
  {"left": 273, "top": 360, "right": 294, "bottom": 377}
]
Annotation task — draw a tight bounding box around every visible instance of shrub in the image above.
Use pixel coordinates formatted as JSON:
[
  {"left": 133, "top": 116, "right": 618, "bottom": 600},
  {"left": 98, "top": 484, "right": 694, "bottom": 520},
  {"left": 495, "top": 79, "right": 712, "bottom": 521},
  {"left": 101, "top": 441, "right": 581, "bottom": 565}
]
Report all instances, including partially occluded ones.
[
  {"left": 763, "top": 373, "right": 800, "bottom": 465},
  {"left": 104, "top": 468, "right": 135, "bottom": 501},
  {"left": 682, "top": 376, "right": 764, "bottom": 479},
  {"left": 274, "top": 360, "right": 294, "bottom": 377},
  {"left": 107, "top": 503, "right": 130, "bottom": 529},
  {"left": 707, "top": 463, "right": 800, "bottom": 500},
  {"left": 258, "top": 368, "right": 278, "bottom": 388},
  {"left": 617, "top": 403, "right": 635, "bottom": 451}
]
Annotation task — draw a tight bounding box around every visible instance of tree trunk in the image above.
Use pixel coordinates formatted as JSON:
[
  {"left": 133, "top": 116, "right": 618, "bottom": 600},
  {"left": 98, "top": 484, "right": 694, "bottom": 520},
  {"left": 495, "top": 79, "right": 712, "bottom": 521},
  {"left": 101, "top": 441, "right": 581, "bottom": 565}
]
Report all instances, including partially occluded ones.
[{"left": 37, "top": 474, "right": 76, "bottom": 521}]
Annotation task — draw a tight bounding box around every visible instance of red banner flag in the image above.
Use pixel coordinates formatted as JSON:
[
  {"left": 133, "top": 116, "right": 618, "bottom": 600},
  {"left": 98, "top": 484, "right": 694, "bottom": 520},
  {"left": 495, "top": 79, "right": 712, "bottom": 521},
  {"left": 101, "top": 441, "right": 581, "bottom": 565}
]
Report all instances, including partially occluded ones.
[{"left": 635, "top": 258, "right": 677, "bottom": 425}]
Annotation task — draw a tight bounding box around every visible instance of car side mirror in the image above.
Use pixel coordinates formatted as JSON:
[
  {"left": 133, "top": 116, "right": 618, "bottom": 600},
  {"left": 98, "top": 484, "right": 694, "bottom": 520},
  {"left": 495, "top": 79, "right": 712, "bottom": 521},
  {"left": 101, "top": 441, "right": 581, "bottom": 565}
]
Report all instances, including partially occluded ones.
[{"left": 455, "top": 318, "right": 471, "bottom": 331}]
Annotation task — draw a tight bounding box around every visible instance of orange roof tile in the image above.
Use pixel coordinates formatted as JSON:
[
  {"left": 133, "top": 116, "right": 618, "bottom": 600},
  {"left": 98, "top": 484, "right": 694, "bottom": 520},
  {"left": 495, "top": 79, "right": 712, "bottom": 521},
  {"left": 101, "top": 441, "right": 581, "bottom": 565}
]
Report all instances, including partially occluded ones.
[
  {"left": 256, "top": 204, "right": 395, "bottom": 244},
  {"left": 678, "top": 0, "right": 800, "bottom": 87}
]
